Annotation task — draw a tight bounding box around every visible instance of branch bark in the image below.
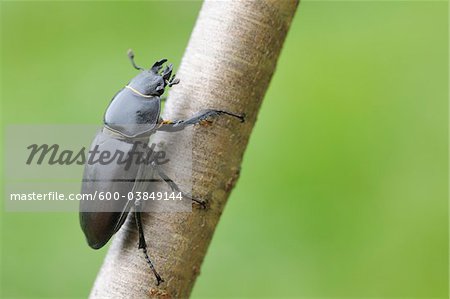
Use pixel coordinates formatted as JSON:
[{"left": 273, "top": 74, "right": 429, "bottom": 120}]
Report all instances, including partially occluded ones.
[{"left": 89, "top": 1, "right": 299, "bottom": 298}]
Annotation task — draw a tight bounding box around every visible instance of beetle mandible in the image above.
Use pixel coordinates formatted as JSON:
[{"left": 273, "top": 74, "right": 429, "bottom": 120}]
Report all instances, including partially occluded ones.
[{"left": 80, "top": 50, "right": 245, "bottom": 285}]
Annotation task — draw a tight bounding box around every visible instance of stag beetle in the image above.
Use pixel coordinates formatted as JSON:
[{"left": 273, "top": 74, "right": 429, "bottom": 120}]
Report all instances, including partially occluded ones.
[{"left": 80, "top": 50, "right": 244, "bottom": 285}]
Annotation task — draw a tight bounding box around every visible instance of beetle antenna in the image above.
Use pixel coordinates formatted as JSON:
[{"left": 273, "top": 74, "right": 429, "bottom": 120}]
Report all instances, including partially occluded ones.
[{"left": 127, "top": 49, "right": 144, "bottom": 71}]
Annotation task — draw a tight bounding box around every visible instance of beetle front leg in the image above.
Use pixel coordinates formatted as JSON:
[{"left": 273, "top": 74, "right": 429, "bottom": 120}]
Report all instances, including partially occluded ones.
[
  {"left": 134, "top": 200, "right": 164, "bottom": 285},
  {"left": 158, "top": 109, "right": 245, "bottom": 132}
]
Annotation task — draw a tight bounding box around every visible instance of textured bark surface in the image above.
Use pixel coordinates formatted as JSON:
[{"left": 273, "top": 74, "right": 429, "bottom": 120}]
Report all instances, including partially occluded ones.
[{"left": 89, "top": 0, "right": 298, "bottom": 298}]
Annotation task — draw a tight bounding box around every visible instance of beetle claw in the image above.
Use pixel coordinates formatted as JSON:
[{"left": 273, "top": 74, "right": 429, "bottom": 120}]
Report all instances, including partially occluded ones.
[
  {"left": 155, "top": 274, "right": 164, "bottom": 286},
  {"left": 194, "top": 199, "right": 207, "bottom": 209}
]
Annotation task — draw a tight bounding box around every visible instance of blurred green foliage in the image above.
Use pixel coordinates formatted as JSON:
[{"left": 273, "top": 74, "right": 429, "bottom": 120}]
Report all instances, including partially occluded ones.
[{"left": 0, "top": 1, "right": 447, "bottom": 298}]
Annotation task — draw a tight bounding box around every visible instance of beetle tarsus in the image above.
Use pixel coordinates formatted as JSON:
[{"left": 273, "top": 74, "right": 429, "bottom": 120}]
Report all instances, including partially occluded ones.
[
  {"left": 184, "top": 193, "right": 207, "bottom": 209},
  {"left": 135, "top": 201, "right": 164, "bottom": 285},
  {"left": 141, "top": 246, "right": 164, "bottom": 286},
  {"left": 150, "top": 161, "right": 207, "bottom": 209},
  {"left": 195, "top": 199, "right": 207, "bottom": 209}
]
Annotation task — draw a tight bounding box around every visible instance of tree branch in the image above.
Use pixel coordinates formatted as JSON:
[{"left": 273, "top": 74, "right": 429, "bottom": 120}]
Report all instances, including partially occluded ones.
[{"left": 89, "top": 0, "right": 299, "bottom": 298}]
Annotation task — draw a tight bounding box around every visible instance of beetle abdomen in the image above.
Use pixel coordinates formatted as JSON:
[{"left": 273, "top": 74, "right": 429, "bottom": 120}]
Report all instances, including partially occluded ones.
[
  {"left": 80, "top": 211, "right": 127, "bottom": 249},
  {"left": 80, "top": 130, "right": 146, "bottom": 249}
]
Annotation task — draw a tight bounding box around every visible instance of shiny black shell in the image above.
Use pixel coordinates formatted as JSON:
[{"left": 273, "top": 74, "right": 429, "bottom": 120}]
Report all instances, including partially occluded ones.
[
  {"left": 81, "top": 87, "right": 160, "bottom": 249},
  {"left": 104, "top": 87, "right": 161, "bottom": 138},
  {"left": 80, "top": 131, "right": 148, "bottom": 249}
]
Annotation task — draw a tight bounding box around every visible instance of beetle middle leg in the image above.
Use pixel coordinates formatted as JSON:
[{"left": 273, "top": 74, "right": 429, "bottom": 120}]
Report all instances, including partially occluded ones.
[
  {"left": 150, "top": 161, "right": 207, "bottom": 208},
  {"left": 134, "top": 198, "right": 164, "bottom": 285}
]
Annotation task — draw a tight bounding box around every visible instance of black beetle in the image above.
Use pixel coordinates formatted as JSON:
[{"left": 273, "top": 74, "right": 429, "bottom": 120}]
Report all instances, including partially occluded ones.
[{"left": 80, "top": 50, "right": 244, "bottom": 285}]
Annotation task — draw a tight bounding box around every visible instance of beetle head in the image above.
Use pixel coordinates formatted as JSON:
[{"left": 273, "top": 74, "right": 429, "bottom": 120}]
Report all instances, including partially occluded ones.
[{"left": 126, "top": 50, "right": 179, "bottom": 97}]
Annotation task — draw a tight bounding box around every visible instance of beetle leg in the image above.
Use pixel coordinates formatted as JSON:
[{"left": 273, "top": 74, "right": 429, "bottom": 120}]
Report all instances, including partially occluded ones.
[
  {"left": 150, "top": 161, "right": 207, "bottom": 208},
  {"left": 134, "top": 200, "right": 164, "bottom": 285},
  {"left": 158, "top": 109, "right": 245, "bottom": 132},
  {"left": 129, "top": 155, "right": 164, "bottom": 285}
]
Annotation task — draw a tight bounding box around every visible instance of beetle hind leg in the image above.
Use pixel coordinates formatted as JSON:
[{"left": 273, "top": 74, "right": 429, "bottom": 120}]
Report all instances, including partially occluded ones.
[
  {"left": 151, "top": 161, "right": 207, "bottom": 209},
  {"left": 134, "top": 200, "right": 164, "bottom": 285}
]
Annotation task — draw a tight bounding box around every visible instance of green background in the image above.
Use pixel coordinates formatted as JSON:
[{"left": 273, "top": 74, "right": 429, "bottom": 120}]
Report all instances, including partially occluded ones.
[{"left": 0, "top": 1, "right": 448, "bottom": 298}]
